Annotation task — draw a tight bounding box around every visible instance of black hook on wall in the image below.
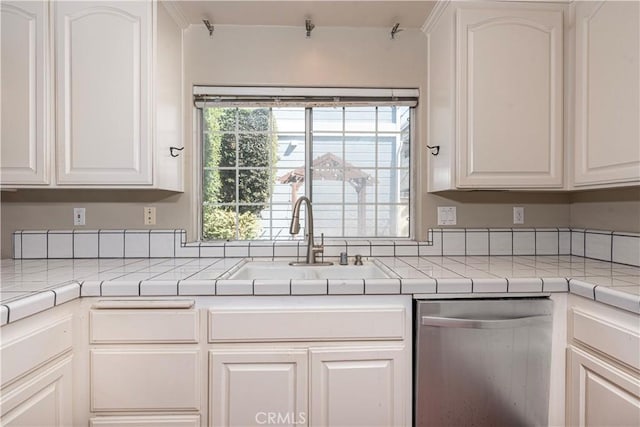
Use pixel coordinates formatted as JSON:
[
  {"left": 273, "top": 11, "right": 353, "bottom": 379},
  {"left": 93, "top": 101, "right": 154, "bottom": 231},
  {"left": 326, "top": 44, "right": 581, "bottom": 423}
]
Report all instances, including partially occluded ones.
[
  {"left": 170, "top": 147, "right": 185, "bottom": 157},
  {"left": 426, "top": 145, "right": 440, "bottom": 156}
]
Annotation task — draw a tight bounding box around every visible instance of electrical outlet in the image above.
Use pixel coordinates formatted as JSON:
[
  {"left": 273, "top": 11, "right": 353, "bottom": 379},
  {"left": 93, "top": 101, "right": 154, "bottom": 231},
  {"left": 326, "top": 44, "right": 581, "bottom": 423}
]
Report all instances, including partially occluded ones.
[
  {"left": 73, "top": 208, "right": 85, "bottom": 226},
  {"left": 437, "top": 206, "right": 457, "bottom": 226},
  {"left": 513, "top": 207, "right": 525, "bottom": 224},
  {"left": 144, "top": 207, "right": 156, "bottom": 225}
]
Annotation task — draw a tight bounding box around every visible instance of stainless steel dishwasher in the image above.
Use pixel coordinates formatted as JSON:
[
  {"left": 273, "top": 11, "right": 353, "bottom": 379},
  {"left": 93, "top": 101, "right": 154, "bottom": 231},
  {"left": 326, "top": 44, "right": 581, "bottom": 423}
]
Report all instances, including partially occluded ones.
[{"left": 414, "top": 298, "right": 553, "bottom": 426}]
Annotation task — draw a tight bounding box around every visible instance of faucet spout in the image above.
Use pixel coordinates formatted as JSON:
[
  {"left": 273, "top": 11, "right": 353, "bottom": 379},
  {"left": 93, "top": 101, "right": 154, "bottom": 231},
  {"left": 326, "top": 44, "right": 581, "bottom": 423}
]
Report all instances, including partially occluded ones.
[{"left": 289, "top": 196, "right": 332, "bottom": 266}]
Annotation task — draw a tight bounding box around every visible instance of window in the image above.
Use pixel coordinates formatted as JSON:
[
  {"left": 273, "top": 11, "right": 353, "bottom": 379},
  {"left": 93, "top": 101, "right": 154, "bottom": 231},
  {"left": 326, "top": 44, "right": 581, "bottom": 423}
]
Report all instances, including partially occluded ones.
[{"left": 197, "top": 88, "right": 415, "bottom": 241}]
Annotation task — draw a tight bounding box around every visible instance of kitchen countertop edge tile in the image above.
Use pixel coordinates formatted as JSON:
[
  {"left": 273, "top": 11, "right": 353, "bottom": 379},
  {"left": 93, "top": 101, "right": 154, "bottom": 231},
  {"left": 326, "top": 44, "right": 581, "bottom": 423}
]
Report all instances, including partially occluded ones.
[{"left": 1, "top": 256, "right": 639, "bottom": 325}]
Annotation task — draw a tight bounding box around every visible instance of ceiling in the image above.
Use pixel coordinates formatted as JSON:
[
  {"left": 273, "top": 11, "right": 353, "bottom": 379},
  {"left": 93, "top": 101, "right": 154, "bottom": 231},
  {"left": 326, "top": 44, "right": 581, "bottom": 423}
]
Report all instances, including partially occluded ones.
[{"left": 171, "top": 1, "right": 437, "bottom": 29}]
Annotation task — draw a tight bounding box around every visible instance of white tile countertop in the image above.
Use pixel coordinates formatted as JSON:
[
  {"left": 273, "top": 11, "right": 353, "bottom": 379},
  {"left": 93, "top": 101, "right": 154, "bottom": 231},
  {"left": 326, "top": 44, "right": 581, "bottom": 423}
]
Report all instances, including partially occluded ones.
[{"left": 1, "top": 255, "right": 639, "bottom": 325}]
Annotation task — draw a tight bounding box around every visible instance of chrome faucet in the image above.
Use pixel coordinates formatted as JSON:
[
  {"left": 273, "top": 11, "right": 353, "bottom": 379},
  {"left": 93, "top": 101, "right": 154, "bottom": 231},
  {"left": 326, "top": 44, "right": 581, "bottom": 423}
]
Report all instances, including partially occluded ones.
[{"left": 289, "top": 196, "right": 333, "bottom": 266}]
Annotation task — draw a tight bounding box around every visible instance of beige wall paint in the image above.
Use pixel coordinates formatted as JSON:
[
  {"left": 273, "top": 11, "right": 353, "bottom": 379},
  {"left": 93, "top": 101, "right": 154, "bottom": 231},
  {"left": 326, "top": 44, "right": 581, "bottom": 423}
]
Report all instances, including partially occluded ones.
[
  {"left": 1, "top": 23, "right": 636, "bottom": 258},
  {"left": 569, "top": 187, "right": 640, "bottom": 233}
]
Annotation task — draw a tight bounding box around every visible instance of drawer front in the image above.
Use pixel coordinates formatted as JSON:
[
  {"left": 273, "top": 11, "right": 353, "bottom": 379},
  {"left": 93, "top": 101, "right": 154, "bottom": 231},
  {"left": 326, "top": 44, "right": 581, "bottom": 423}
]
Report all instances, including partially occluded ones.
[
  {"left": 90, "top": 349, "right": 200, "bottom": 412},
  {"left": 1, "top": 317, "right": 72, "bottom": 385},
  {"left": 571, "top": 309, "right": 640, "bottom": 371},
  {"left": 90, "top": 309, "right": 199, "bottom": 344},
  {"left": 89, "top": 415, "right": 200, "bottom": 427},
  {"left": 209, "top": 308, "right": 406, "bottom": 342}
]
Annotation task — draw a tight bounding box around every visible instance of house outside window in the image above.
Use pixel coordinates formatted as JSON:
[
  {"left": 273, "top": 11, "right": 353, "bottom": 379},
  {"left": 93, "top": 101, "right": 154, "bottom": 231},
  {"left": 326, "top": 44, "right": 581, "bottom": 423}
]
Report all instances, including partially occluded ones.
[{"left": 196, "top": 87, "right": 416, "bottom": 241}]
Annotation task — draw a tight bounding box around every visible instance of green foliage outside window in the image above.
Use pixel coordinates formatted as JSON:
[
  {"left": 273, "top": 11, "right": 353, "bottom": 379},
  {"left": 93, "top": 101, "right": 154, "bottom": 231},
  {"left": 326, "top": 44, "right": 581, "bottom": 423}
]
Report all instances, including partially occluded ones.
[{"left": 202, "top": 108, "right": 277, "bottom": 240}]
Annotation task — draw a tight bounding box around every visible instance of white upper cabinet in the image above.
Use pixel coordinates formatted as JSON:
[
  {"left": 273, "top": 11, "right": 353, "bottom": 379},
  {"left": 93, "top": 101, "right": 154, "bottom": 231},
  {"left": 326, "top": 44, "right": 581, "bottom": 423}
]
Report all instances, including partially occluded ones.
[
  {"left": 0, "top": 1, "right": 50, "bottom": 185},
  {"left": 572, "top": 1, "right": 640, "bottom": 188},
  {"left": 0, "top": 1, "right": 184, "bottom": 190},
  {"left": 426, "top": 1, "right": 565, "bottom": 190},
  {"left": 456, "top": 7, "right": 564, "bottom": 188},
  {"left": 54, "top": 1, "right": 153, "bottom": 185}
]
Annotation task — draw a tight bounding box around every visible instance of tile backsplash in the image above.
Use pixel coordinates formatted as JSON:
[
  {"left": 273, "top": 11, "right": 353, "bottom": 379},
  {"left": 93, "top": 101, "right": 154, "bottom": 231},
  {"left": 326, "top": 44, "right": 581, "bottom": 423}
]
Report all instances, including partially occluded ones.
[{"left": 11, "top": 228, "right": 640, "bottom": 267}]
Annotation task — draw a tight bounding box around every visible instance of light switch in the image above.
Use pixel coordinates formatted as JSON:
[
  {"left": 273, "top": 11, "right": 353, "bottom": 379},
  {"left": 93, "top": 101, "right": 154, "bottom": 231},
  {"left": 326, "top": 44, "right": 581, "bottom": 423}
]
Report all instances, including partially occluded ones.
[{"left": 437, "top": 206, "right": 457, "bottom": 226}]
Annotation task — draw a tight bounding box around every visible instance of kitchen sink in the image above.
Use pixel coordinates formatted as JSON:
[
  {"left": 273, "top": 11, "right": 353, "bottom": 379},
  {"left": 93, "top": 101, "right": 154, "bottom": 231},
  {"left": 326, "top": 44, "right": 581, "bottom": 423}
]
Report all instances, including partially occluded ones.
[{"left": 227, "top": 260, "right": 393, "bottom": 280}]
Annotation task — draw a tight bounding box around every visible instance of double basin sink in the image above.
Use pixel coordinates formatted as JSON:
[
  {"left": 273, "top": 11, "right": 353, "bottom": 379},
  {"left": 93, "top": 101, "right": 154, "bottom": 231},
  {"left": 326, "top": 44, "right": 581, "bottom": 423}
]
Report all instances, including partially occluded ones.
[{"left": 227, "top": 260, "right": 393, "bottom": 280}]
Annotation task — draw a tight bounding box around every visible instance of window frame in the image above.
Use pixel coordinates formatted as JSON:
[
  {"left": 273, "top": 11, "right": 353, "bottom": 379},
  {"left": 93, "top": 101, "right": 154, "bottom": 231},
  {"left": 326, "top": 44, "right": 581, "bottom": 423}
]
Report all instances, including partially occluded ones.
[{"left": 193, "top": 87, "right": 418, "bottom": 242}]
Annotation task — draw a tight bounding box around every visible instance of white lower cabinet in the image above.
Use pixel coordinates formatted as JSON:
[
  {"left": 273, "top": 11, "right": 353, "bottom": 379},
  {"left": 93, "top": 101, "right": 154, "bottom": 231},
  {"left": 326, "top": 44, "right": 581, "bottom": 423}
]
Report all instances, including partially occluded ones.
[
  {"left": 209, "top": 349, "right": 308, "bottom": 426},
  {"left": 0, "top": 296, "right": 411, "bottom": 427},
  {"left": 568, "top": 347, "right": 640, "bottom": 426},
  {"left": 86, "top": 301, "right": 202, "bottom": 425},
  {"left": 0, "top": 356, "right": 73, "bottom": 426},
  {"left": 206, "top": 296, "right": 412, "bottom": 426},
  {"left": 309, "top": 346, "right": 406, "bottom": 427},
  {"left": 0, "top": 304, "right": 75, "bottom": 427},
  {"left": 566, "top": 296, "right": 640, "bottom": 426},
  {"left": 208, "top": 345, "right": 407, "bottom": 427}
]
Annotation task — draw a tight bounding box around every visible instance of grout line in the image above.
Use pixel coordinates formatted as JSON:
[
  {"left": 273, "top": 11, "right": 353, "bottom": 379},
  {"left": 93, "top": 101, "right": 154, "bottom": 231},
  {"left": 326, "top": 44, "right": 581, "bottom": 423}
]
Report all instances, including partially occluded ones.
[
  {"left": 51, "top": 289, "right": 57, "bottom": 305},
  {"left": 610, "top": 232, "right": 614, "bottom": 263}
]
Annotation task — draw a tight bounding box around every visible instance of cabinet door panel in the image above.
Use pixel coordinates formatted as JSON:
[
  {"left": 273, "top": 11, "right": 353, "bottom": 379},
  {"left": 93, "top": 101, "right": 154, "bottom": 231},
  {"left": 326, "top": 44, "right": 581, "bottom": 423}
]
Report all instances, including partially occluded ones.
[
  {"left": 90, "top": 349, "right": 200, "bottom": 412},
  {"left": 568, "top": 347, "right": 640, "bottom": 426},
  {"left": 55, "top": 1, "right": 152, "bottom": 185},
  {"left": 574, "top": 1, "right": 640, "bottom": 186},
  {"left": 0, "top": 1, "right": 49, "bottom": 184},
  {"left": 309, "top": 346, "right": 407, "bottom": 427},
  {"left": 0, "top": 357, "right": 72, "bottom": 427},
  {"left": 457, "top": 7, "right": 563, "bottom": 187},
  {"left": 209, "top": 349, "right": 308, "bottom": 427}
]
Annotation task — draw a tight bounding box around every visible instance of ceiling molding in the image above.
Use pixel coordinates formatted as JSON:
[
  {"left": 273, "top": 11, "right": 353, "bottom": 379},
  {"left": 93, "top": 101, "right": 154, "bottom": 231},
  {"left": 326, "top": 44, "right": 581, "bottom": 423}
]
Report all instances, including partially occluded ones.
[
  {"left": 421, "top": 0, "right": 450, "bottom": 34},
  {"left": 161, "top": 1, "right": 189, "bottom": 29}
]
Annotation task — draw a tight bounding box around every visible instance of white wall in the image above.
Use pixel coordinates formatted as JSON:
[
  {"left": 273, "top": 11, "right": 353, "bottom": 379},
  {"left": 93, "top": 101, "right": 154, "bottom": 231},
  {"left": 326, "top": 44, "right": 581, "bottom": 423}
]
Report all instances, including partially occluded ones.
[{"left": 183, "top": 24, "right": 432, "bottom": 238}]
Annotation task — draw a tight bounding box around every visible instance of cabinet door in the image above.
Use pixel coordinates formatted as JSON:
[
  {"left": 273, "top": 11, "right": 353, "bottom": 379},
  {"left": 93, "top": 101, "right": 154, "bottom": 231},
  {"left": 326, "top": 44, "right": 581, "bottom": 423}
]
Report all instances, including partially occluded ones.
[
  {"left": 209, "top": 349, "right": 308, "bottom": 427},
  {"left": 0, "top": 356, "right": 72, "bottom": 426},
  {"left": 568, "top": 347, "right": 640, "bottom": 426},
  {"left": 309, "top": 346, "right": 407, "bottom": 427},
  {"left": 456, "top": 6, "right": 564, "bottom": 188},
  {"left": 573, "top": 1, "right": 640, "bottom": 187},
  {"left": 54, "top": 1, "right": 152, "bottom": 185},
  {"left": 90, "top": 349, "right": 200, "bottom": 412},
  {"left": 0, "top": 1, "right": 50, "bottom": 185}
]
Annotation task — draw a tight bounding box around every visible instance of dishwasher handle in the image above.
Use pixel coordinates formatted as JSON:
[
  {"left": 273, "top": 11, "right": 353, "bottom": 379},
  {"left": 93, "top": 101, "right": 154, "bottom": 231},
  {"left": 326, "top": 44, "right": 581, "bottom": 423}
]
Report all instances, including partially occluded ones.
[{"left": 421, "top": 314, "right": 552, "bottom": 329}]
